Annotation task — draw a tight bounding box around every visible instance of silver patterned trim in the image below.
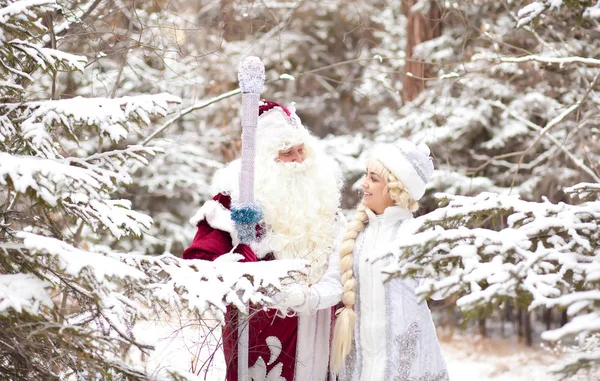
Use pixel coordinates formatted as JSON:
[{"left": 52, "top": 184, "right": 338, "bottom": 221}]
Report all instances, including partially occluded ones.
[
  {"left": 407, "top": 370, "right": 450, "bottom": 381},
  {"left": 347, "top": 231, "right": 368, "bottom": 380},
  {"left": 392, "top": 322, "right": 420, "bottom": 380}
]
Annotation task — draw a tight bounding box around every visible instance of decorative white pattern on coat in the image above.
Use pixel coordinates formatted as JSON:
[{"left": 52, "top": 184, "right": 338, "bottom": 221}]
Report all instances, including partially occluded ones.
[
  {"left": 266, "top": 336, "right": 282, "bottom": 366},
  {"left": 248, "top": 335, "right": 286, "bottom": 381}
]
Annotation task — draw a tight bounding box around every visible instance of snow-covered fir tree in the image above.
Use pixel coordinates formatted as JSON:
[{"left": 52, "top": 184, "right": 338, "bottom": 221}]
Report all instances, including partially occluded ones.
[
  {"left": 4, "top": 0, "right": 600, "bottom": 379},
  {"left": 0, "top": 1, "right": 302, "bottom": 379},
  {"left": 374, "top": 1, "right": 600, "bottom": 378}
]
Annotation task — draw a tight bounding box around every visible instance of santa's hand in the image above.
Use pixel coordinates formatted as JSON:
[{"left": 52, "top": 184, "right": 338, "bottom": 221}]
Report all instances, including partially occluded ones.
[
  {"left": 270, "top": 283, "right": 322, "bottom": 316},
  {"left": 270, "top": 283, "right": 306, "bottom": 314}
]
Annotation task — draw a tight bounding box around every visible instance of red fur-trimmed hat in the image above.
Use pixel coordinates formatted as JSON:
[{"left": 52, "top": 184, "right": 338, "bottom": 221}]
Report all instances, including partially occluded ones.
[{"left": 257, "top": 100, "right": 301, "bottom": 130}]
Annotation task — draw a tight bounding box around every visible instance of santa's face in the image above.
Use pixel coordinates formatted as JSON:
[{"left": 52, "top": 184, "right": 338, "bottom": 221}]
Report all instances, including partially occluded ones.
[
  {"left": 361, "top": 169, "right": 395, "bottom": 215},
  {"left": 277, "top": 144, "right": 305, "bottom": 163}
]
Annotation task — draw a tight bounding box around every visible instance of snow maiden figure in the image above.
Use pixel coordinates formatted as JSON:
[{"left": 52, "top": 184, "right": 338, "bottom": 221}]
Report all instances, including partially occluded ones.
[
  {"left": 183, "top": 101, "right": 345, "bottom": 381},
  {"left": 329, "top": 140, "right": 449, "bottom": 381}
]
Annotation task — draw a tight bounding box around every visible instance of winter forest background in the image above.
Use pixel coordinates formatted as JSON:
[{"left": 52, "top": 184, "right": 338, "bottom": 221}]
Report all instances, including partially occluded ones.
[{"left": 1, "top": 0, "right": 600, "bottom": 380}]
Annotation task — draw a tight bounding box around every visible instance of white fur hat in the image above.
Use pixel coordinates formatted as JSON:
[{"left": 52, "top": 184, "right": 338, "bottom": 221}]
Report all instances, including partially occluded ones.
[
  {"left": 371, "top": 140, "right": 434, "bottom": 201},
  {"left": 256, "top": 100, "right": 311, "bottom": 159}
]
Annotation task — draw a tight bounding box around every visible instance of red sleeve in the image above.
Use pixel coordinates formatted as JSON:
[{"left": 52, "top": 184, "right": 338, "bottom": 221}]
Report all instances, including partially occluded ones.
[{"left": 182, "top": 194, "right": 257, "bottom": 263}]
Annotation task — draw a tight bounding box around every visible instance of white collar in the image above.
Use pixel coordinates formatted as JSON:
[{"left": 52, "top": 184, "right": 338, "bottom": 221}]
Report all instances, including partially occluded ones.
[{"left": 365, "top": 205, "right": 413, "bottom": 228}]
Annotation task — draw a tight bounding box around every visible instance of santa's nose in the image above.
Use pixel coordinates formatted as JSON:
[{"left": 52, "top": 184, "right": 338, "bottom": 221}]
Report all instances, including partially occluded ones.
[{"left": 291, "top": 152, "right": 303, "bottom": 162}]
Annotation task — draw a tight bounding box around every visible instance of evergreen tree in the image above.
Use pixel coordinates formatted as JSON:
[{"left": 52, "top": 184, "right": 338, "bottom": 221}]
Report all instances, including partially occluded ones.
[{"left": 0, "top": 2, "right": 299, "bottom": 379}]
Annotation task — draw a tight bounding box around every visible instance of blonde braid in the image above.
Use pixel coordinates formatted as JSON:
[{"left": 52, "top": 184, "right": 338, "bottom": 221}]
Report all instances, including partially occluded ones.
[{"left": 330, "top": 203, "right": 368, "bottom": 373}]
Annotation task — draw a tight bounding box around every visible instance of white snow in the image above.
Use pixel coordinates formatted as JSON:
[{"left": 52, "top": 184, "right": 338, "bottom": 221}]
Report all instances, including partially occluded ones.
[
  {"left": 0, "top": 273, "right": 53, "bottom": 315},
  {"left": 127, "top": 320, "right": 573, "bottom": 381}
]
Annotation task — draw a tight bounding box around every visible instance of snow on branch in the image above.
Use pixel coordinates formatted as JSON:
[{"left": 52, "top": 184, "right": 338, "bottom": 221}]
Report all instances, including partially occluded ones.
[
  {"left": 0, "top": 231, "right": 308, "bottom": 378},
  {"left": 0, "top": 1, "right": 58, "bottom": 34},
  {"left": 3, "top": 231, "right": 306, "bottom": 326},
  {"left": 0, "top": 232, "right": 145, "bottom": 317},
  {"left": 121, "top": 253, "right": 307, "bottom": 324},
  {"left": 379, "top": 191, "right": 600, "bottom": 311},
  {"left": 493, "top": 54, "right": 600, "bottom": 68},
  {"left": 516, "top": 1, "right": 553, "bottom": 28},
  {"left": 516, "top": 1, "right": 600, "bottom": 27},
  {"left": 10, "top": 39, "right": 87, "bottom": 72},
  {"left": 0, "top": 232, "right": 158, "bottom": 379},
  {"left": 0, "top": 1, "right": 69, "bottom": 98},
  {"left": 565, "top": 183, "right": 600, "bottom": 201},
  {"left": 0, "top": 147, "right": 159, "bottom": 238},
  {"left": 547, "top": 334, "right": 600, "bottom": 377},
  {"left": 0, "top": 273, "right": 53, "bottom": 315},
  {"left": 18, "top": 231, "right": 146, "bottom": 281},
  {"left": 2, "top": 93, "right": 180, "bottom": 158},
  {"left": 379, "top": 189, "right": 600, "bottom": 374}
]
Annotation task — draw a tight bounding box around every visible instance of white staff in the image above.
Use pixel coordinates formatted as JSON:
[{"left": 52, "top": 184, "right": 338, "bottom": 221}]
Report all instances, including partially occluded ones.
[{"left": 234, "top": 56, "right": 265, "bottom": 380}]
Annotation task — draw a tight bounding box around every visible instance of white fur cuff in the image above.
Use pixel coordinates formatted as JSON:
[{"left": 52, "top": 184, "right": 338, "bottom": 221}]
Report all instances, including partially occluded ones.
[{"left": 189, "top": 200, "right": 240, "bottom": 245}]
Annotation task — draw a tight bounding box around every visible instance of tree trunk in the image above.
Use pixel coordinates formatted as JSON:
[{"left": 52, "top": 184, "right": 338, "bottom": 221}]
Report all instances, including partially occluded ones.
[
  {"left": 544, "top": 307, "right": 552, "bottom": 331},
  {"left": 524, "top": 311, "right": 533, "bottom": 346},
  {"left": 478, "top": 316, "right": 486, "bottom": 337},
  {"left": 560, "top": 309, "right": 568, "bottom": 327},
  {"left": 500, "top": 307, "right": 506, "bottom": 337},
  {"left": 402, "top": 0, "right": 442, "bottom": 103}
]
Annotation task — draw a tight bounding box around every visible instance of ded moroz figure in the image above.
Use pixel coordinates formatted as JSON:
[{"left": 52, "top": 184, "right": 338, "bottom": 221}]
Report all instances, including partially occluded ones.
[{"left": 183, "top": 100, "right": 346, "bottom": 381}]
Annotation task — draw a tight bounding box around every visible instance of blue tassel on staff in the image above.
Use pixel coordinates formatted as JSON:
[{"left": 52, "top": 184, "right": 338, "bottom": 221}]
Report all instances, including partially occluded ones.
[{"left": 231, "top": 202, "right": 263, "bottom": 243}]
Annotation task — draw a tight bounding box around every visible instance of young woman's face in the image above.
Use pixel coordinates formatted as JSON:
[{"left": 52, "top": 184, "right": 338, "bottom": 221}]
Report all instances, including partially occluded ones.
[{"left": 361, "top": 169, "right": 395, "bottom": 215}]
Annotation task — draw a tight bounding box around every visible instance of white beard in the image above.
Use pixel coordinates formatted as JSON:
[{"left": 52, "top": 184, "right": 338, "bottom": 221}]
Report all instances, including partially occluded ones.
[
  {"left": 209, "top": 137, "right": 343, "bottom": 282},
  {"left": 255, "top": 152, "right": 341, "bottom": 282}
]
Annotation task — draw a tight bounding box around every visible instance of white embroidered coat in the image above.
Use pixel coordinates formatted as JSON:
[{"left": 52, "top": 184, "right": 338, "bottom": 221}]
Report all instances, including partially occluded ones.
[{"left": 339, "top": 206, "right": 449, "bottom": 381}]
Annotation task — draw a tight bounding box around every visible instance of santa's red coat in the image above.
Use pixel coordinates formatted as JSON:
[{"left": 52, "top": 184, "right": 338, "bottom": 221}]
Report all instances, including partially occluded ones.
[{"left": 183, "top": 194, "right": 299, "bottom": 381}]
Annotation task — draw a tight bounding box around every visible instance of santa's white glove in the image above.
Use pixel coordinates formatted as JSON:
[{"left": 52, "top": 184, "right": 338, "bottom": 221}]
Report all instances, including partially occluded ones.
[
  {"left": 270, "top": 283, "right": 321, "bottom": 316},
  {"left": 271, "top": 283, "right": 305, "bottom": 313}
]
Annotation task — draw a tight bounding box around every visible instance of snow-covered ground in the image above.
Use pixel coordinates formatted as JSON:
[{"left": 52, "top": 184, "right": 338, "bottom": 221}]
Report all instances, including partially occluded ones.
[
  {"left": 441, "top": 334, "right": 559, "bottom": 381},
  {"left": 132, "top": 315, "right": 578, "bottom": 381}
]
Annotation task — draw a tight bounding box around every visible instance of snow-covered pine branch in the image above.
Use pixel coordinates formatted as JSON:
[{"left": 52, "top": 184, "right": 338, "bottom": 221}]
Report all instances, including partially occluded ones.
[
  {"left": 0, "top": 231, "right": 305, "bottom": 379},
  {"left": 379, "top": 187, "right": 600, "bottom": 377},
  {"left": 1, "top": 94, "right": 180, "bottom": 158},
  {"left": 565, "top": 182, "right": 600, "bottom": 201},
  {"left": 0, "top": 0, "right": 84, "bottom": 99},
  {"left": 0, "top": 2, "right": 198, "bottom": 378},
  {"left": 480, "top": 54, "right": 600, "bottom": 69},
  {"left": 0, "top": 146, "right": 162, "bottom": 238},
  {"left": 0, "top": 232, "right": 151, "bottom": 379},
  {"left": 516, "top": 1, "right": 553, "bottom": 28},
  {"left": 546, "top": 334, "right": 600, "bottom": 378},
  {"left": 516, "top": 1, "right": 600, "bottom": 28},
  {"left": 121, "top": 252, "right": 306, "bottom": 324}
]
